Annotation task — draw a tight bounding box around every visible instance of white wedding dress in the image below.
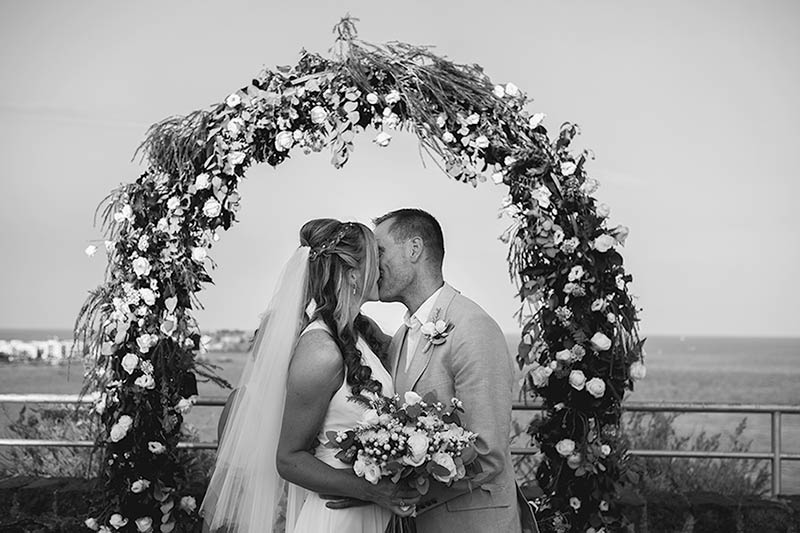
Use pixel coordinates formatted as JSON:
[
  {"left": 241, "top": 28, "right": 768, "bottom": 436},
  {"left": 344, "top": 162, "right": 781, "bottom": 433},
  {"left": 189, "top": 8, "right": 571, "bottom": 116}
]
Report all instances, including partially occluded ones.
[{"left": 289, "top": 320, "right": 394, "bottom": 533}]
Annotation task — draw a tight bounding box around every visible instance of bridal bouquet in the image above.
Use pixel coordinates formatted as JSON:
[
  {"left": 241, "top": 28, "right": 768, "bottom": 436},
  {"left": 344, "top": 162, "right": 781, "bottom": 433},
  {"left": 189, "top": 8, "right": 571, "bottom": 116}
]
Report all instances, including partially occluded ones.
[{"left": 327, "top": 391, "right": 481, "bottom": 532}]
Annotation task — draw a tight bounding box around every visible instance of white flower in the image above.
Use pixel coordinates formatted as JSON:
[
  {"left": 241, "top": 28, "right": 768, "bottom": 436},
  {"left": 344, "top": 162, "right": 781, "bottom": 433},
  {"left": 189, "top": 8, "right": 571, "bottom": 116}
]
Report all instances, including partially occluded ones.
[
  {"left": 492, "top": 172, "right": 505, "bottom": 185},
  {"left": 436, "top": 114, "right": 447, "bottom": 128},
  {"left": 561, "top": 161, "right": 577, "bottom": 176},
  {"left": 109, "top": 423, "right": 128, "bottom": 442},
  {"left": 228, "top": 151, "right": 246, "bottom": 166},
  {"left": 442, "top": 131, "right": 455, "bottom": 143},
  {"left": 194, "top": 173, "right": 210, "bottom": 190},
  {"left": 360, "top": 408, "right": 380, "bottom": 426},
  {"left": 599, "top": 500, "right": 609, "bottom": 512},
  {"left": 148, "top": 441, "right": 166, "bottom": 454},
  {"left": 596, "top": 203, "right": 611, "bottom": 218},
  {"left": 528, "top": 113, "right": 546, "bottom": 129},
  {"left": 434, "top": 320, "right": 448, "bottom": 334},
  {"left": 191, "top": 247, "right": 207, "bottom": 262},
  {"left": 590, "top": 332, "right": 612, "bottom": 351},
  {"left": 431, "top": 452, "right": 458, "bottom": 483},
  {"left": 567, "top": 452, "right": 582, "bottom": 469},
  {"left": 581, "top": 177, "right": 600, "bottom": 195},
  {"left": 505, "top": 82, "right": 520, "bottom": 97},
  {"left": 117, "top": 414, "right": 133, "bottom": 429},
  {"left": 132, "top": 257, "right": 152, "bottom": 277},
  {"left": 606, "top": 312, "right": 616, "bottom": 324},
  {"left": 405, "top": 432, "right": 430, "bottom": 467},
  {"left": 563, "top": 282, "right": 579, "bottom": 295},
  {"left": 167, "top": 197, "right": 180, "bottom": 211},
  {"left": 385, "top": 90, "right": 401, "bottom": 104},
  {"left": 160, "top": 316, "right": 177, "bottom": 336},
  {"left": 85, "top": 245, "right": 98, "bottom": 257},
  {"left": 94, "top": 395, "right": 107, "bottom": 415},
  {"left": 611, "top": 225, "right": 630, "bottom": 246},
  {"left": 99, "top": 527, "right": 112, "bottom": 533},
  {"left": 354, "top": 454, "right": 382, "bottom": 484},
  {"left": 556, "top": 349, "right": 573, "bottom": 363},
  {"left": 109, "top": 514, "right": 128, "bottom": 529},
  {"left": 176, "top": 397, "right": 194, "bottom": 414},
  {"left": 225, "top": 93, "right": 241, "bottom": 108},
  {"left": 593, "top": 234, "right": 616, "bottom": 253},
  {"left": 226, "top": 117, "right": 245, "bottom": 137},
  {"left": 135, "top": 373, "right": 155, "bottom": 390},
  {"left": 591, "top": 299, "right": 606, "bottom": 312},
  {"left": 466, "top": 113, "right": 480, "bottom": 125},
  {"left": 105, "top": 240, "right": 115, "bottom": 252},
  {"left": 121, "top": 353, "right": 139, "bottom": 375},
  {"left": 136, "top": 333, "right": 157, "bottom": 353},
  {"left": 531, "top": 365, "right": 553, "bottom": 387},
  {"left": 373, "top": 131, "right": 392, "bottom": 147},
  {"left": 180, "top": 496, "right": 197, "bottom": 513},
  {"left": 134, "top": 516, "right": 152, "bottom": 532},
  {"left": 531, "top": 185, "right": 552, "bottom": 208},
  {"left": 114, "top": 204, "right": 133, "bottom": 223},
  {"left": 85, "top": 518, "right": 99, "bottom": 531},
  {"left": 630, "top": 361, "right": 647, "bottom": 381},
  {"left": 420, "top": 322, "right": 437, "bottom": 337},
  {"left": 138, "top": 288, "right": 156, "bottom": 306},
  {"left": 555, "top": 438, "right": 576, "bottom": 457},
  {"left": 404, "top": 391, "right": 423, "bottom": 406},
  {"left": 202, "top": 198, "right": 222, "bottom": 218},
  {"left": 474, "top": 135, "right": 490, "bottom": 149},
  {"left": 366, "top": 92, "right": 379, "bottom": 105},
  {"left": 309, "top": 106, "right": 328, "bottom": 125},
  {"left": 570, "top": 497, "right": 581, "bottom": 510},
  {"left": 600, "top": 444, "right": 612, "bottom": 456},
  {"left": 493, "top": 85, "right": 506, "bottom": 98},
  {"left": 569, "top": 370, "right": 586, "bottom": 390},
  {"left": 568, "top": 265, "right": 585, "bottom": 282},
  {"left": 131, "top": 479, "right": 151, "bottom": 493},
  {"left": 586, "top": 377, "right": 606, "bottom": 398},
  {"left": 274, "top": 130, "right": 294, "bottom": 152}
]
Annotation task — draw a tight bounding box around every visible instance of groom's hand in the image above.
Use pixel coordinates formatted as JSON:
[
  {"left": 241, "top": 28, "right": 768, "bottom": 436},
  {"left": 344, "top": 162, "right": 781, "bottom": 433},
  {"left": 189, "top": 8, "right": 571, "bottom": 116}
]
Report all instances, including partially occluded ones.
[
  {"left": 322, "top": 495, "right": 370, "bottom": 509},
  {"left": 324, "top": 479, "right": 420, "bottom": 515}
]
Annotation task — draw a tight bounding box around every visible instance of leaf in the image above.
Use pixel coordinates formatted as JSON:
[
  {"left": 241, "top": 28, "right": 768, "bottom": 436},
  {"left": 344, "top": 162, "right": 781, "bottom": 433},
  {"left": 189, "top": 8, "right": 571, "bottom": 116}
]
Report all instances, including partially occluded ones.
[
  {"left": 422, "top": 391, "right": 438, "bottom": 405},
  {"left": 160, "top": 523, "right": 175, "bottom": 533},
  {"left": 160, "top": 500, "right": 174, "bottom": 514},
  {"left": 428, "top": 462, "right": 450, "bottom": 477},
  {"left": 460, "top": 445, "right": 478, "bottom": 464},
  {"left": 405, "top": 404, "right": 422, "bottom": 418},
  {"left": 416, "top": 476, "right": 430, "bottom": 495}
]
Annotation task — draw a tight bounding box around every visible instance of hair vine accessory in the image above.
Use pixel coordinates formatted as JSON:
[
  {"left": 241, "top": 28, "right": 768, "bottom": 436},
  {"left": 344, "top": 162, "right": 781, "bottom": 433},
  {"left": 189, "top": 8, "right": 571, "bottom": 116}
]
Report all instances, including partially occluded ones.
[{"left": 309, "top": 222, "right": 355, "bottom": 261}]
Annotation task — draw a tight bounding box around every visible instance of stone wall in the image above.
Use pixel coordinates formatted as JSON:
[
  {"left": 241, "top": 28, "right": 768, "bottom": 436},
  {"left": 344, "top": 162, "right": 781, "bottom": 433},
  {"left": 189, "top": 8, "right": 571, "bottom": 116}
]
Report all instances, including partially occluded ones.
[{"left": 1, "top": 476, "right": 799, "bottom": 532}]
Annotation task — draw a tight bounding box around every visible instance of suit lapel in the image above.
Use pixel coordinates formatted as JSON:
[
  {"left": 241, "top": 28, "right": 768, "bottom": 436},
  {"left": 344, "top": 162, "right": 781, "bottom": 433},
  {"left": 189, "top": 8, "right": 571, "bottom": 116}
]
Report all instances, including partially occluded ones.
[
  {"left": 407, "top": 283, "right": 459, "bottom": 392},
  {"left": 389, "top": 326, "right": 407, "bottom": 391}
]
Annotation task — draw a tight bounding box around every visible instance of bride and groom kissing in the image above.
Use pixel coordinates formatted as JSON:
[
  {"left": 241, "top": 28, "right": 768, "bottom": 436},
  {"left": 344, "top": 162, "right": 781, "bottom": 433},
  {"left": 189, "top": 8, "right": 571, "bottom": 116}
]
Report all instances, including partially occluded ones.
[{"left": 201, "top": 208, "right": 538, "bottom": 532}]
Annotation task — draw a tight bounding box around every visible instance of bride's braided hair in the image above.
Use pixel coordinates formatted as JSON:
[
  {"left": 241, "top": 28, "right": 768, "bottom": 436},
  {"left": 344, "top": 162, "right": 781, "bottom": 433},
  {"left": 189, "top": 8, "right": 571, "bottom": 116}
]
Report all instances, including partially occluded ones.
[{"left": 300, "top": 219, "right": 384, "bottom": 397}]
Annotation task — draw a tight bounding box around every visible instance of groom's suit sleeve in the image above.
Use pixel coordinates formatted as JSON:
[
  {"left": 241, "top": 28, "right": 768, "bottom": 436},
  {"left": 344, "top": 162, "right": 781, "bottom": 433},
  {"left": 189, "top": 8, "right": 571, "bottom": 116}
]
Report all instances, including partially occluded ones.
[{"left": 422, "top": 310, "right": 514, "bottom": 506}]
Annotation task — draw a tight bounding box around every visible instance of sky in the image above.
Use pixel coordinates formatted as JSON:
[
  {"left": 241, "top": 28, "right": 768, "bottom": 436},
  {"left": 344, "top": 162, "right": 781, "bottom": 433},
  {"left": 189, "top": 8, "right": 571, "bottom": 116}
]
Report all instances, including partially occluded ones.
[{"left": 0, "top": 0, "right": 798, "bottom": 337}]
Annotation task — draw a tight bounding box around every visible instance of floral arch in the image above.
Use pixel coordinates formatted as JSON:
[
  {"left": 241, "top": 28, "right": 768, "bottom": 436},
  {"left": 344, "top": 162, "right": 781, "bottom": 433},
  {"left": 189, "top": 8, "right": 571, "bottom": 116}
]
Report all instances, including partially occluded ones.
[{"left": 76, "top": 18, "right": 644, "bottom": 533}]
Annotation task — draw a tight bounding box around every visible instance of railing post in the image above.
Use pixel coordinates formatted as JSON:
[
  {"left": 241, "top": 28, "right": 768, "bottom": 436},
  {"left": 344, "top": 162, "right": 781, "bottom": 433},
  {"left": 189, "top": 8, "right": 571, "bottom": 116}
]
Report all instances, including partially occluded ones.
[{"left": 771, "top": 410, "right": 782, "bottom": 498}]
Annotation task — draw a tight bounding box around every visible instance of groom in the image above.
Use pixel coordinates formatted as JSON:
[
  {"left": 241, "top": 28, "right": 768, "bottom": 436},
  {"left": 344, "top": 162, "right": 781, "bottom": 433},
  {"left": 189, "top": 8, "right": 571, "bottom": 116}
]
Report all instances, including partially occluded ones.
[{"left": 372, "top": 208, "right": 535, "bottom": 533}]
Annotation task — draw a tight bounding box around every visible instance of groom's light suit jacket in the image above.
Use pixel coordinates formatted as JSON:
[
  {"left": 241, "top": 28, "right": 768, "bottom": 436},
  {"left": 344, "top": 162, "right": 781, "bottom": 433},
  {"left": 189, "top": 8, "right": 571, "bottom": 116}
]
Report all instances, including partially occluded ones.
[{"left": 390, "top": 283, "right": 522, "bottom": 533}]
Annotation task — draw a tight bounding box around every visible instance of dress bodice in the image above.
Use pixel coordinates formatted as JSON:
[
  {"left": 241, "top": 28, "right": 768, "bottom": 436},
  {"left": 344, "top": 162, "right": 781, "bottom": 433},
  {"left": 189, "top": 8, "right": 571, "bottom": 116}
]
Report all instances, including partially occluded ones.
[{"left": 300, "top": 320, "right": 394, "bottom": 468}]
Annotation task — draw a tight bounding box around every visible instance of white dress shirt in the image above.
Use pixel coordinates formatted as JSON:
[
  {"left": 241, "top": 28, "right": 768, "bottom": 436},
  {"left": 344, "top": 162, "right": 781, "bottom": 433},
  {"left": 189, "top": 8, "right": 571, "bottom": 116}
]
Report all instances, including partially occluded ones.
[{"left": 402, "top": 285, "right": 445, "bottom": 371}]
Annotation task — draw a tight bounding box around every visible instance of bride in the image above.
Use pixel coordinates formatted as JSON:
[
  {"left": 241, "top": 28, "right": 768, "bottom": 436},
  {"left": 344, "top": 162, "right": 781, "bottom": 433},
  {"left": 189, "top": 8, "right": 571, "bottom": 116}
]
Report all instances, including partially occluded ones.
[{"left": 201, "top": 219, "right": 419, "bottom": 532}]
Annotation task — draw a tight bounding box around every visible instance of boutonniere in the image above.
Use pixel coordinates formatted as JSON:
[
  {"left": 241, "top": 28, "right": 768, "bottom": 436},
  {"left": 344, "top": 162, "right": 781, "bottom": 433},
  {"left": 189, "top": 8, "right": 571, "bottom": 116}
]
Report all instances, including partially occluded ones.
[{"left": 420, "top": 309, "right": 454, "bottom": 353}]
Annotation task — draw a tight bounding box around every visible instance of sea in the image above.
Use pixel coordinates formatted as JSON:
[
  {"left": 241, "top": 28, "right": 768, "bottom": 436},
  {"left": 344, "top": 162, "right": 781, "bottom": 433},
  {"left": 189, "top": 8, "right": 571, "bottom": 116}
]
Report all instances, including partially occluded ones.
[{"left": 1, "top": 329, "right": 799, "bottom": 492}]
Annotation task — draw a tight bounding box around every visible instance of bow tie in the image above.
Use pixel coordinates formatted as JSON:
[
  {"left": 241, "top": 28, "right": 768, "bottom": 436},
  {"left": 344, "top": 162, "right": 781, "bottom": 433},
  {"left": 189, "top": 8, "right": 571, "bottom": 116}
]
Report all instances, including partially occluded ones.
[{"left": 403, "top": 315, "right": 422, "bottom": 331}]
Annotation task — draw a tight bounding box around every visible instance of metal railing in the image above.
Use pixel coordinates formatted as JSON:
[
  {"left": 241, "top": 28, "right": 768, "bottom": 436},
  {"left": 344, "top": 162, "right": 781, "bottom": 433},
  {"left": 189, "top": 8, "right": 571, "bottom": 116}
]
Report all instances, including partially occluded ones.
[{"left": 1, "top": 395, "right": 799, "bottom": 497}]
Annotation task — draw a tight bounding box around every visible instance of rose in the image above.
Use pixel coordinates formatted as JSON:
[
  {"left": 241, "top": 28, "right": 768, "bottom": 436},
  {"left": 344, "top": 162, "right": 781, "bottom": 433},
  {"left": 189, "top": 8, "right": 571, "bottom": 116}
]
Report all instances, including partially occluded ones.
[
  {"left": 373, "top": 131, "right": 392, "bottom": 147},
  {"left": 274, "top": 130, "right": 294, "bottom": 152},
  {"left": 405, "top": 432, "right": 430, "bottom": 467},
  {"left": 136, "top": 333, "right": 158, "bottom": 353},
  {"left": 569, "top": 370, "right": 586, "bottom": 390},
  {"left": 226, "top": 117, "right": 245, "bottom": 137},
  {"left": 138, "top": 288, "right": 156, "bottom": 306},
  {"left": 555, "top": 349, "right": 573, "bottom": 363},
  {"left": 202, "top": 198, "right": 222, "bottom": 218},
  {"left": 385, "top": 90, "right": 401, "bottom": 104},
  {"left": 134, "top": 517, "right": 152, "bottom": 533},
  {"left": 571, "top": 345, "right": 586, "bottom": 360},
  {"left": 493, "top": 85, "right": 505, "bottom": 98},
  {"left": 599, "top": 500, "right": 609, "bottom": 511},
  {"left": 135, "top": 373, "right": 155, "bottom": 390},
  {"left": 568, "top": 265, "right": 585, "bottom": 281},
  {"left": 630, "top": 361, "right": 647, "bottom": 381},
  {"left": 420, "top": 321, "right": 438, "bottom": 337},
  {"left": 191, "top": 247, "right": 207, "bottom": 262},
  {"left": 194, "top": 173, "right": 210, "bottom": 190},
  {"left": 591, "top": 299, "right": 606, "bottom": 312},
  {"left": 586, "top": 377, "right": 606, "bottom": 398},
  {"left": 531, "top": 365, "right": 552, "bottom": 387},
  {"left": 555, "top": 438, "right": 576, "bottom": 457},
  {"left": 114, "top": 204, "right": 133, "bottom": 223},
  {"left": 528, "top": 113, "right": 546, "bottom": 129},
  {"left": 228, "top": 151, "right": 246, "bottom": 166},
  {"left": 176, "top": 397, "right": 194, "bottom": 414},
  {"left": 109, "top": 514, "right": 128, "bottom": 529},
  {"left": 474, "top": 135, "right": 490, "bottom": 149},
  {"left": 131, "top": 479, "right": 150, "bottom": 493},
  {"left": 466, "top": 113, "right": 480, "bottom": 125},
  {"left": 121, "top": 353, "right": 139, "bottom": 375},
  {"left": 505, "top": 82, "right": 520, "bottom": 97},
  {"left": 611, "top": 225, "right": 630, "bottom": 246},
  {"left": 442, "top": 131, "right": 455, "bottom": 143},
  {"left": 225, "top": 93, "right": 241, "bottom": 108},
  {"left": 590, "top": 332, "right": 612, "bottom": 351},
  {"left": 361, "top": 408, "right": 380, "bottom": 426},
  {"left": 567, "top": 452, "right": 582, "bottom": 469},
  {"left": 404, "top": 391, "right": 423, "bottom": 406},
  {"left": 569, "top": 497, "right": 581, "bottom": 510},
  {"left": 304, "top": 106, "right": 327, "bottom": 126},
  {"left": 132, "top": 257, "right": 151, "bottom": 277},
  {"left": 492, "top": 172, "right": 505, "bottom": 185},
  {"left": 434, "top": 320, "right": 448, "bottom": 334},
  {"left": 596, "top": 203, "right": 611, "bottom": 218},
  {"left": 85, "top": 245, "right": 98, "bottom": 257},
  {"left": 593, "top": 234, "right": 616, "bottom": 253},
  {"left": 366, "top": 92, "right": 379, "bottom": 105},
  {"left": 531, "top": 185, "right": 551, "bottom": 208},
  {"left": 354, "top": 454, "right": 382, "bottom": 484},
  {"left": 600, "top": 444, "right": 612, "bottom": 456},
  {"left": 180, "top": 496, "right": 197, "bottom": 513},
  {"left": 561, "top": 161, "right": 577, "bottom": 176},
  {"left": 117, "top": 414, "right": 133, "bottom": 429},
  {"left": 85, "top": 518, "right": 100, "bottom": 531},
  {"left": 581, "top": 177, "right": 600, "bottom": 194},
  {"left": 431, "top": 452, "right": 458, "bottom": 483},
  {"left": 148, "top": 441, "right": 166, "bottom": 454},
  {"left": 563, "top": 282, "right": 578, "bottom": 295}
]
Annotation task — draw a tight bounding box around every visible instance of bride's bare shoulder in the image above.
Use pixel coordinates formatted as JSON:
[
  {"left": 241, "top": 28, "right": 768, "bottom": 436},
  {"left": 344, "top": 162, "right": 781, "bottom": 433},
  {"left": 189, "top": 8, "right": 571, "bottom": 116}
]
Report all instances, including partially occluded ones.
[{"left": 291, "top": 326, "right": 343, "bottom": 382}]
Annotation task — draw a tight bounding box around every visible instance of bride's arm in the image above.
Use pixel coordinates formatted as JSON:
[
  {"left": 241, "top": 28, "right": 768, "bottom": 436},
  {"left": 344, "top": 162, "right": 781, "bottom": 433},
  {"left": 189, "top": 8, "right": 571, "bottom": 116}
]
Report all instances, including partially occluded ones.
[{"left": 275, "top": 330, "right": 418, "bottom": 513}]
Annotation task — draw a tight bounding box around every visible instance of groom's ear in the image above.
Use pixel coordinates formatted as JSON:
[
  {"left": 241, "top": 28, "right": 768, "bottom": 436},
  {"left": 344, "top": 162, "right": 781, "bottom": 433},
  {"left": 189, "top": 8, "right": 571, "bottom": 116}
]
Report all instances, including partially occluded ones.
[{"left": 406, "top": 236, "right": 424, "bottom": 263}]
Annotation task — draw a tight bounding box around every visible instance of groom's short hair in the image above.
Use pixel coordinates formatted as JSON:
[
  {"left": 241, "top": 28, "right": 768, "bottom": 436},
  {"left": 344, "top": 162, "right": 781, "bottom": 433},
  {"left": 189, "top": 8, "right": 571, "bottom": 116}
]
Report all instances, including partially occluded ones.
[{"left": 374, "top": 208, "right": 445, "bottom": 266}]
